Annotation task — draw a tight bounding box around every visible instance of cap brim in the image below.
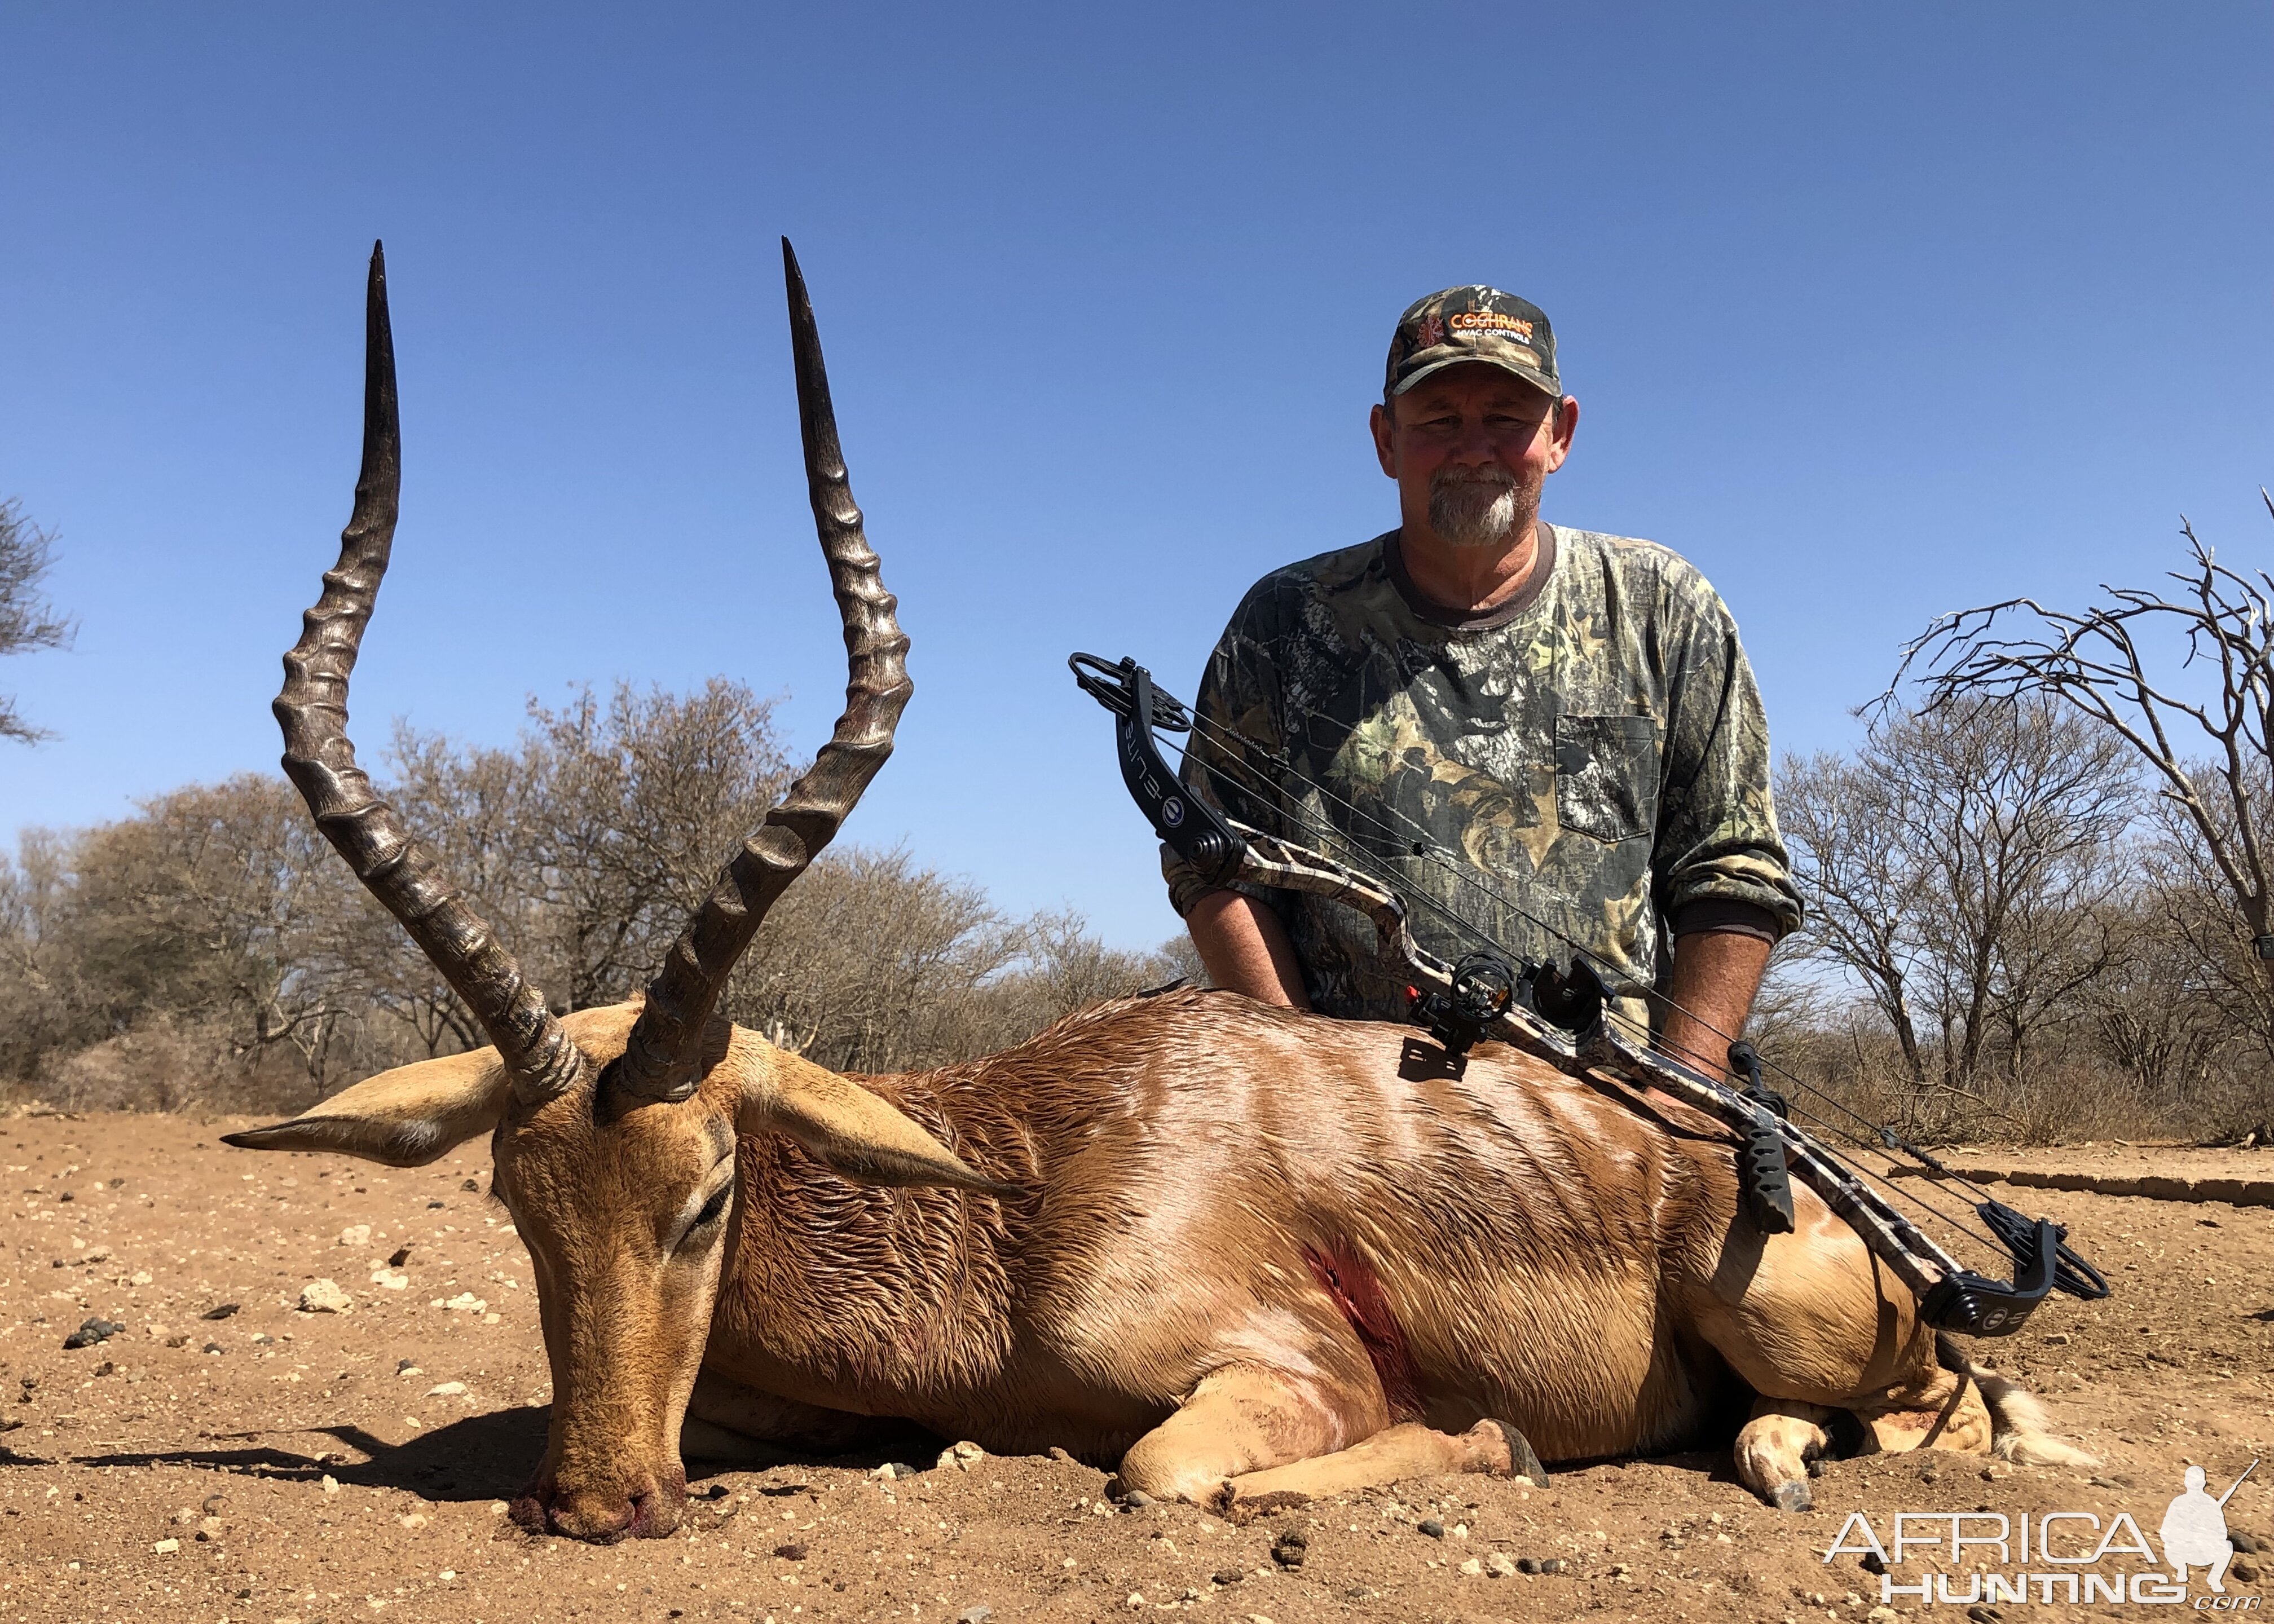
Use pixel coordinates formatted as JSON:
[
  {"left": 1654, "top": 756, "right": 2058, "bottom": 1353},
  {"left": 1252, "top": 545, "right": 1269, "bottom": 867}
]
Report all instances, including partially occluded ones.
[{"left": 1390, "top": 355, "right": 1560, "bottom": 399}]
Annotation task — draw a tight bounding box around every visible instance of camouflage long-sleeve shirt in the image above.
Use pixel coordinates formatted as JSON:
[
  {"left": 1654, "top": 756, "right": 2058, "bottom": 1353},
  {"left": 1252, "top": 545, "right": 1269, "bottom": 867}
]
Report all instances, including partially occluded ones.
[{"left": 1164, "top": 524, "right": 1803, "bottom": 1025}]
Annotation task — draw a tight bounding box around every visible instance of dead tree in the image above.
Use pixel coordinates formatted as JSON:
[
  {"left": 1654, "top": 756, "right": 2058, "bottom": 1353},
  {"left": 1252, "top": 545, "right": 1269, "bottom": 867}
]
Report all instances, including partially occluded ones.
[{"left": 1895, "top": 501, "right": 2274, "bottom": 1061}]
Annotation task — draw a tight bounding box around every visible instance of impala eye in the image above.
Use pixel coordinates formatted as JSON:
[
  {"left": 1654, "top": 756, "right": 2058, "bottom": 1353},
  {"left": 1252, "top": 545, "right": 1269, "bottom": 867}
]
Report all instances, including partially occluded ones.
[{"left": 690, "top": 1186, "right": 730, "bottom": 1233}]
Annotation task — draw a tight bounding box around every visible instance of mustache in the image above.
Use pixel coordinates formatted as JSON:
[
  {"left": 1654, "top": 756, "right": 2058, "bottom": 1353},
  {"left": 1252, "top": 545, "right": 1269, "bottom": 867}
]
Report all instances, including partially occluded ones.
[{"left": 1429, "top": 465, "right": 1517, "bottom": 492}]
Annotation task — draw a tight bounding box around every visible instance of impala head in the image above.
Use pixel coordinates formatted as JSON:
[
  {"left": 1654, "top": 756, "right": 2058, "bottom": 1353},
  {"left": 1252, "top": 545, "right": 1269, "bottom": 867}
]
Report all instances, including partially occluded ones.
[{"left": 224, "top": 240, "right": 999, "bottom": 1542}]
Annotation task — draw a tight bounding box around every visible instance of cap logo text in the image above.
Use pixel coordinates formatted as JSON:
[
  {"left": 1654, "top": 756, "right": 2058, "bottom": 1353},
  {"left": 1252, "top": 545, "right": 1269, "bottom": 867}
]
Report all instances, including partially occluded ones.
[{"left": 1449, "top": 311, "right": 1535, "bottom": 339}]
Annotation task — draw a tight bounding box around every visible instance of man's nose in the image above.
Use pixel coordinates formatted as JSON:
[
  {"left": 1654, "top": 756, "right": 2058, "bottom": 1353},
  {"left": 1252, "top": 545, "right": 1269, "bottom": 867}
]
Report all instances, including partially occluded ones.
[{"left": 1444, "top": 422, "right": 1508, "bottom": 465}]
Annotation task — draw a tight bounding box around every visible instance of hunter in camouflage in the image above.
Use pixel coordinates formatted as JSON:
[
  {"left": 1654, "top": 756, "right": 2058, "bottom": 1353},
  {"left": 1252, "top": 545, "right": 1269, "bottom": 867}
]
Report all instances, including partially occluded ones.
[{"left": 1167, "top": 284, "right": 1800, "bottom": 1058}]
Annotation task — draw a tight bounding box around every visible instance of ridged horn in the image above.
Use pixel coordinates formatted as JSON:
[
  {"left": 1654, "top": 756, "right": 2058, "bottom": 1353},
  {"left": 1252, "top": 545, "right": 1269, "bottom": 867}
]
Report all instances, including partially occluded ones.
[
  {"left": 611, "top": 239, "right": 913, "bottom": 1102},
  {"left": 275, "top": 241, "right": 585, "bottom": 1107}
]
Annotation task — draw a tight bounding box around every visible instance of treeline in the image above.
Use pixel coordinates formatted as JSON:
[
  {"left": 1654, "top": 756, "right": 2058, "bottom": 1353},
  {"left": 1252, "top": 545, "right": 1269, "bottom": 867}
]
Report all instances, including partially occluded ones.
[
  {"left": 1766, "top": 694, "right": 2273, "bottom": 1145},
  {"left": 1, "top": 679, "right": 1192, "bottom": 1115},
  {"left": 7, "top": 682, "right": 2269, "bottom": 1148}
]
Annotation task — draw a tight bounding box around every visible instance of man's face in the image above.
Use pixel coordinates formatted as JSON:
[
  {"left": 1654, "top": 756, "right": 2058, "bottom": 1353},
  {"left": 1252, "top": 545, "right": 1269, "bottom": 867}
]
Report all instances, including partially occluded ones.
[{"left": 1370, "top": 363, "right": 1577, "bottom": 551}]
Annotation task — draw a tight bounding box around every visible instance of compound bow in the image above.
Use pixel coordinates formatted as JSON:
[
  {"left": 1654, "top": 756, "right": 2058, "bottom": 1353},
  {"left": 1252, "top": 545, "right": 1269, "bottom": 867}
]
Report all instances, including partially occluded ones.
[{"left": 1072, "top": 652, "right": 2108, "bottom": 1338}]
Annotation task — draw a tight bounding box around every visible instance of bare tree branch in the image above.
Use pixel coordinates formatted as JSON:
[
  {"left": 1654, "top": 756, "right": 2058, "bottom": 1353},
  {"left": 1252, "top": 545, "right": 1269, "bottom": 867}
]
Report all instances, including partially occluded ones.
[
  {"left": 1889, "top": 502, "right": 2274, "bottom": 1050},
  {"left": 0, "top": 498, "right": 76, "bottom": 743}
]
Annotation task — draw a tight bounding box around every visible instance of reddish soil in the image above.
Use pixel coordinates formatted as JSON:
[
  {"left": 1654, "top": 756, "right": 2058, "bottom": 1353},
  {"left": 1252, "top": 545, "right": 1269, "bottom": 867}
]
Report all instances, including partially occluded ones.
[{"left": 2, "top": 1113, "right": 2268, "bottom": 1623}]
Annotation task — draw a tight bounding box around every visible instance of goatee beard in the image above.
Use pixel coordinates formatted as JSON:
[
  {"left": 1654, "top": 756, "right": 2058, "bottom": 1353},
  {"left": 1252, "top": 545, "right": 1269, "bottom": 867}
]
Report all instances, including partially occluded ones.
[{"left": 1428, "top": 467, "right": 1536, "bottom": 550}]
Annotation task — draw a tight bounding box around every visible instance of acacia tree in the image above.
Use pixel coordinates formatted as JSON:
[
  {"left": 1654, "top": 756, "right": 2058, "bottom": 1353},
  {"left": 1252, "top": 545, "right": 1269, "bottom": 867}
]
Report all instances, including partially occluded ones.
[
  {"left": 0, "top": 498, "right": 73, "bottom": 743},
  {"left": 1897, "top": 502, "right": 2274, "bottom": 1062},
  {"left": 1777, "top": 696, "right": 2135, "bottom": 1105}
]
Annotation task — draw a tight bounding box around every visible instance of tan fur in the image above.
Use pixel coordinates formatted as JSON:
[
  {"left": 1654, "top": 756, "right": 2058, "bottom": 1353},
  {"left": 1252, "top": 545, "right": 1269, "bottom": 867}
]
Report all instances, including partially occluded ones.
[{"left": 227, "top": 989, "right": 2089, "bottom": 1539}]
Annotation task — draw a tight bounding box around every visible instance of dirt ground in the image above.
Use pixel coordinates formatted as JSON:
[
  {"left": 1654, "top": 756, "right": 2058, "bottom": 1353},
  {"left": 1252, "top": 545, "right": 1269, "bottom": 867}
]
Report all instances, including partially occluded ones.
[{"left": 2, "top": 1111, "right": 2267, "bottom": 1624}]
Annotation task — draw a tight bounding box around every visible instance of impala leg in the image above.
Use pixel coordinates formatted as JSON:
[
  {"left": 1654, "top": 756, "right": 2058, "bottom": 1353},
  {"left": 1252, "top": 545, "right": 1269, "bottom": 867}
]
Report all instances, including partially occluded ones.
[
  {"left": 1848, "top": 1363, "right": 1995, "bottom": 1457},
  {"left": 1116, "top": 1363, "right": 1541, "bottom": 1518},
  {"left": 1221, "top": 1418, "right": 1540, "bottom": 1517},
  {"left": 1734, "top": 1398, "right": 1833, "bottom": 1512},
  {"left": 1691, "top": 1205, "right": 2031, "bottom": 1511},
  {"left": 1116, "top": 1363, "right": 1387, "bottom": 1508}
]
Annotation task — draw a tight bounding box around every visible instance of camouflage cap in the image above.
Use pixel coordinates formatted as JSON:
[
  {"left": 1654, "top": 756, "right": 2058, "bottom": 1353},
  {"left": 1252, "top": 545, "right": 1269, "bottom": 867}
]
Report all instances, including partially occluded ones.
[{"left": 1385, "top": 285, "right": 1559, "bottom": 401}]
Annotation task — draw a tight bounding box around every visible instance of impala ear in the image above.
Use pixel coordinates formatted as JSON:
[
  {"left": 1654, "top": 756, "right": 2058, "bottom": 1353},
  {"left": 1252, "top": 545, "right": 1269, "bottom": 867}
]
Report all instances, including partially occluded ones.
[
  {"left": 741, "top": 1051, "right": 1019, "bottom": 1195},
  {"left": 221, "top": 1049, "right": 509, "bottom": 1168}
]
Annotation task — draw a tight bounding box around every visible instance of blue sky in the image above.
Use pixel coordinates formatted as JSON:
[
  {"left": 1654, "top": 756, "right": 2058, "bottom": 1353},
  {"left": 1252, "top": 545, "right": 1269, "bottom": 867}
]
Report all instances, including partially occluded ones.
[{"left": 4, "top": 4, "right": 2269, "bottom": 949}]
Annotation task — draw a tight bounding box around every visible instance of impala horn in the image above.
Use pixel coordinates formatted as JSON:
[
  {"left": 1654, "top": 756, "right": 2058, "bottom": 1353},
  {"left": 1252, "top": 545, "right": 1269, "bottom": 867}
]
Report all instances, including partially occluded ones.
[
  {"left": 275, "top": 242, "right": 586, "bottom": 1107},
  {"left": 610, "top": 239, "right": 913, "bottom": 1103}
]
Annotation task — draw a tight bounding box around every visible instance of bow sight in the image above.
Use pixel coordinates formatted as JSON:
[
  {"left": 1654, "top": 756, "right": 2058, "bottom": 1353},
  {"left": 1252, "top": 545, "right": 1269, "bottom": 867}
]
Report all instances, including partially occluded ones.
[{"left": 1070, "top": 651, "right": 2110, "bottom": 1339}]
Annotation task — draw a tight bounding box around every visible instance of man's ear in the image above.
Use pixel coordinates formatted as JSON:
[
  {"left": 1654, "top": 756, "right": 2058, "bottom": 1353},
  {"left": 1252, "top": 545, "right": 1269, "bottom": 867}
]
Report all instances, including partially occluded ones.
[
  {"left": 1544, "top": 394, "right": 1579, "bottom": 471},
  {"left": 1370, "top": 400, "right": 1398, "bottom": 478},
  {"left": 221, "top": 1049, "right": 509, "bottom": 1168},
  {"left": 739, "top": 1049, "right": 1020, "bottom": 1196}
]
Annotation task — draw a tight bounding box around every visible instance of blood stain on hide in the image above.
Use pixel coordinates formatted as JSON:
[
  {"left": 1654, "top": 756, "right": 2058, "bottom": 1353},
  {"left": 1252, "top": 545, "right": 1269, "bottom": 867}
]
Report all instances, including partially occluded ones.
[{"left": 1301, "top": 1242, "right": 1423, "bottom": 1422}]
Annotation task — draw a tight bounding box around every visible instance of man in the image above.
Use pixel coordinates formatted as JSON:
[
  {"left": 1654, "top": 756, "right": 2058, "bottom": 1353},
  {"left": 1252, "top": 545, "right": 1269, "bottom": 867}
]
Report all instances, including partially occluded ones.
[{"left": 1164, "top": 284, "right": 1801, "bottom": 1071}]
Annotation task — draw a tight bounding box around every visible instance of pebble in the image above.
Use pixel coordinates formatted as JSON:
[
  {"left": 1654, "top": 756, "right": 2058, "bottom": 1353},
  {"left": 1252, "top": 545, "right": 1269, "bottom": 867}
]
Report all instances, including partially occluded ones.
[
  {"left": 200, "top": 1303, "right": 239, "bottom": 1321},
  {"left": 773, "top": 1542, "right": 807, "bottom": 1561},
  {"left": 1045, "top": 1446, "right": 1074, "bottom": 1463},
  {"left": 152, "top": 1538, "right": 179, "bottom": 1554},
  {"left": 937, "top": 1440, "right": 986, "bottom": 1470},
  {"left": 1211, "top": 1569, "right": 1245, "bottom": 1586},
  {"left": 1417, "top": 1518, "right": 1445, "bottom": 1538},
  {"left": 955, "top": 1609, "right": 992, "bottom": 1624},
  {"left": 1484, "top": 1551, "right": 1517, "bottom": 1578},
  {"left": 1121, "top": 1490, "right": 1153, "bottom": 1509},
  {"left": 1457, "top": 1557, "right": 1483, "bottom": 1577},
  {"left": 388, "top": 1246, "right": 412, "bottom": 1268},
  {"left": 337, "top": 1225, "right": 372, "bottom": 1248},
  {"left": 1867, "top": 1609, "right": 1897, "bottom": 1624},
  {"left": 320, "top": 1476, "right": 340, "bottom": 1494},
  {"left": 2043, "top": 1332, "right": 2070, "bottom": 1344},
  {"left": 425, "top": 1382, "right": 466, "bottom": 1397},
  {"left": 2234, "top": 1560, "right": 2263, "bottom": 1585},
  {"left": 298, "top": 1279, "right": 352, "bottom": 1314}
]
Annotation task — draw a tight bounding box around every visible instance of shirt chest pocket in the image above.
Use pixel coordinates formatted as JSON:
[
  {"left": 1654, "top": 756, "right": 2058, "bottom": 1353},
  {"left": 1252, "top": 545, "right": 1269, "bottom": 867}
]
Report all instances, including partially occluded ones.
[{"left": 1554, "top": 713, "right": 1660, "bottom": 844}]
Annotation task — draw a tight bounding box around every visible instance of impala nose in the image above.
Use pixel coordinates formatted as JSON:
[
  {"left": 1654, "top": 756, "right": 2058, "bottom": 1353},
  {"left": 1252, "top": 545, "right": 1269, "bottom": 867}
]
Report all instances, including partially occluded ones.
[{"left": 512, "top": 1467, "right": 686, "bottom": 1542}]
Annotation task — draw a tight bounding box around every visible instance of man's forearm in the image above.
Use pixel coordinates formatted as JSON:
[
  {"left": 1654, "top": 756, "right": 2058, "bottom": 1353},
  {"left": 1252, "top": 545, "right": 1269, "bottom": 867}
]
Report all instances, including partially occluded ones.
[
  {"left": 1184, "top": 890, "right": 1311, "bottom": 1009},
  {"left": 1657, "top": 929, "right": 1774, "bottom": 1078}
]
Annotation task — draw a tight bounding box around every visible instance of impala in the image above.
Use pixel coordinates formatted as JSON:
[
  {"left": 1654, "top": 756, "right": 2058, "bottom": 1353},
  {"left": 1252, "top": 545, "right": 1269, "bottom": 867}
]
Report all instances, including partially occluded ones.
[{"left": 228, "top": 242, "right": 2089, "bottom": 1542}]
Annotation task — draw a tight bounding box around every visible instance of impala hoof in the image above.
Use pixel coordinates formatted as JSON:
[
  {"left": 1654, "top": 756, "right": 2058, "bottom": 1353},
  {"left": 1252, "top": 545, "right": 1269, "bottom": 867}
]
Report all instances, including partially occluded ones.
[
  {"left": 1481, "top": 1418, "right": 1548, "bottom": 1486},
  {"left": 1769, "top": 1479, "right": 1812, "bottom": 1513}
]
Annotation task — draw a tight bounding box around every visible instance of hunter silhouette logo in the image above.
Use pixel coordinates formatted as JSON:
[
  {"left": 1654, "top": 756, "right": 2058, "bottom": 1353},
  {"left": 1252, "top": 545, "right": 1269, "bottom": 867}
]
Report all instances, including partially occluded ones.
[
  {"left": 1825, "top": 1457, "right": 2262, "bottom": 1608},
  {"left": 2164, "top": 1460, "right": 2255, "bottom": 1595}
]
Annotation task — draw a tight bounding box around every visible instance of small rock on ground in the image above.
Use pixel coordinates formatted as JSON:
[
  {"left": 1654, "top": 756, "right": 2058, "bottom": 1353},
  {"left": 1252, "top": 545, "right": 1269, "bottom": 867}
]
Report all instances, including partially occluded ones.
[{"left": 298, "top": 1279, "right": 352, "bottom": 1313}]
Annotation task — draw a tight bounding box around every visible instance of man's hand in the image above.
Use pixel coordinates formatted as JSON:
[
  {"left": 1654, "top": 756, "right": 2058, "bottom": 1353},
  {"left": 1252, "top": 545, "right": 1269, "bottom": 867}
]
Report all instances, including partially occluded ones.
[
  {"left": 1185, "top": 890, "right": 1311, "bottom": 1010},
  {"left": 1658, "top": 929, "right": 1774, "bottom": 1079}
]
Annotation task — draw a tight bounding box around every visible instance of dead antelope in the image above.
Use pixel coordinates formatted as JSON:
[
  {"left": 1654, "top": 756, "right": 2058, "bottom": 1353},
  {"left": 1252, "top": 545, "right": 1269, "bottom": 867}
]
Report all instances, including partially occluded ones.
[{"left": 228, "top": 242, "right": 2090, "bottom": 1542}]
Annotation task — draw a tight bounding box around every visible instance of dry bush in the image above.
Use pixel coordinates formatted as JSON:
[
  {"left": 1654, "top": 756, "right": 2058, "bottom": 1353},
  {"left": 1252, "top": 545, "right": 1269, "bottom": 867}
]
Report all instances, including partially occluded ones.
[{"left": 0, "top": 677, "right": 1189, "bottom": 1113}]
